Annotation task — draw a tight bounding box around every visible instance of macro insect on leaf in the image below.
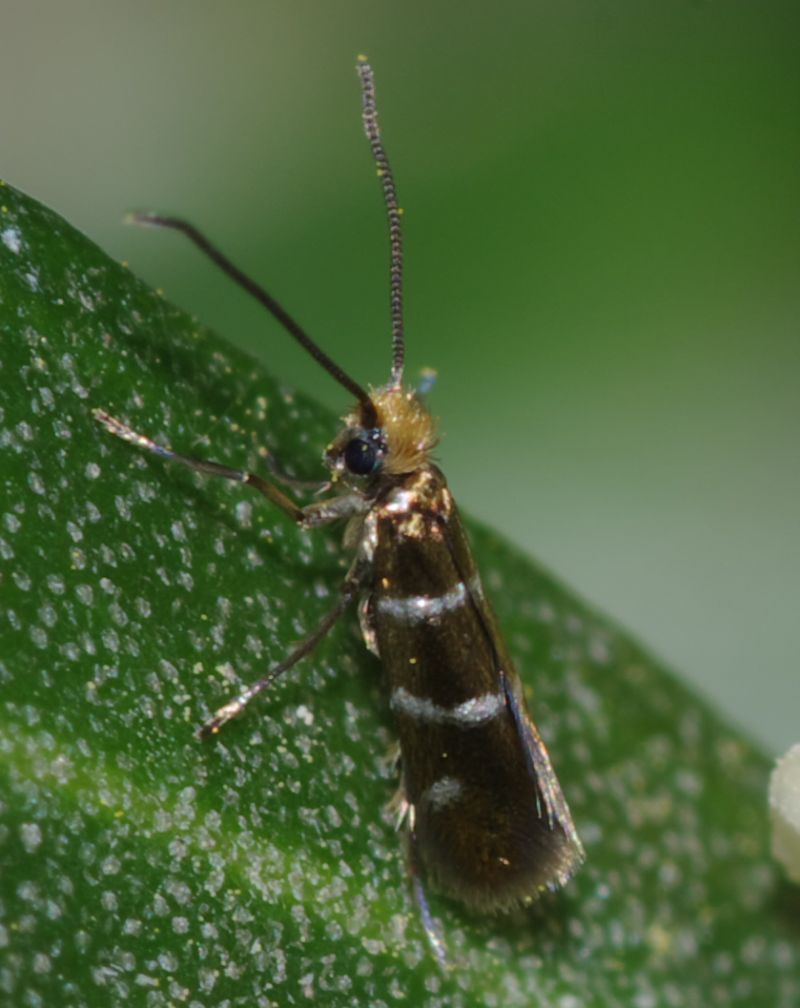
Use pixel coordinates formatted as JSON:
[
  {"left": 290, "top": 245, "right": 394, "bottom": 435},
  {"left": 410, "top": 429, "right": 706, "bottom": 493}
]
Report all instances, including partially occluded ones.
[{"left": 94, "top": 56, "right": 585, "bottom": 960}]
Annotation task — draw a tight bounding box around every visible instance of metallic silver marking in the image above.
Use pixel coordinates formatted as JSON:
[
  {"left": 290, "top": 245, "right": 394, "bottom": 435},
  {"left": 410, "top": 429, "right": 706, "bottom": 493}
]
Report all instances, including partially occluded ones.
[
  {"left": 421, "top": 775, "right": 465, "bottom": 811},
  {"left": 377, "top": 574, "right": 484, "bottom": 624},
  {"left": 358, "top": 596, "right": 380, "bottom": 657},
  {"left": 390, "top": 687, "right": 505, "bottom": 726},
  {"left": 358, "top": 510, "right": 379, "bottom": 564},
  {"left": 377, "top": 582, "right": 466, "bottom": 622},
  {"left": 384, "top": 488, "right": 417, "bottom": 514}
]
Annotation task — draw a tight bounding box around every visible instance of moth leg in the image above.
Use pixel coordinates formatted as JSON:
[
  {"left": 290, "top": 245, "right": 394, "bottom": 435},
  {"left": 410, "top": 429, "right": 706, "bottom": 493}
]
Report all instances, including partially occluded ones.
[
  {"left": 93, "top": 409, "right": 367, "bottom": 528},
  {"left": 387, "top": 790, "right": 409, "bottom": 832},
  {"left": 358, "top": 595, "right": 380, "bottom": 657},
  {"left": 406, "top": 828, "right": 448, "bottom": 969},
  {"left": 388, "top": 781, "right": 447, "bottom": 966},
  {"left": 263, "top": 450, "right": 331, "bottom": 495},
  {"left": 94, "top": 409, "right": 370, "bottom": 732},
  {"left": 383, "top": 739, "right": 401, "bottom": 772},
  {"left": 385, "top": 755, "right": 409, "bottom": 831},
  {"left": 200, "top": 572, "right": 362, "bottom": 738}
]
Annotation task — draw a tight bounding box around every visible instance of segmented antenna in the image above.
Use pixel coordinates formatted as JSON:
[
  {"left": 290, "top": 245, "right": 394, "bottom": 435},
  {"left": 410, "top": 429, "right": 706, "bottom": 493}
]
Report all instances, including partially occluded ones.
[
  {"left": 129, "top": 212, "right": 378, "bottom": 428},
  {"left": 357, "top": 56, "right": 405, "bottom": 387}
]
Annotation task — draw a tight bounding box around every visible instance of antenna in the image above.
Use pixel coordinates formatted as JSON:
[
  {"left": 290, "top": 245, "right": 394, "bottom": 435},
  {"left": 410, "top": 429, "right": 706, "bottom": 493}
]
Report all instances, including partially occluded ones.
[
  {"left": 128, "top": 214, "right": 378, "bottom": 428},
  {"left": 356, "top": 56, "right": 405, "bottom": 387}
]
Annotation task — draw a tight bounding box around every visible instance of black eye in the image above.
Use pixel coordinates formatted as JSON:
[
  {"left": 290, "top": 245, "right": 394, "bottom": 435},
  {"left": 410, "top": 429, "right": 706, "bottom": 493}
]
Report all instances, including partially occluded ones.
[{"left": 344, "top": 437, "right": 379, "bottom": 475}]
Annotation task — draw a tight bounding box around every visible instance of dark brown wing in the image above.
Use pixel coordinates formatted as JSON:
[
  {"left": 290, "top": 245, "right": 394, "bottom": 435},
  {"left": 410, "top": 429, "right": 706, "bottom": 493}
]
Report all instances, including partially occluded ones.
[{"left": 367, "top": 465, "right": 583, "bottom": 911}]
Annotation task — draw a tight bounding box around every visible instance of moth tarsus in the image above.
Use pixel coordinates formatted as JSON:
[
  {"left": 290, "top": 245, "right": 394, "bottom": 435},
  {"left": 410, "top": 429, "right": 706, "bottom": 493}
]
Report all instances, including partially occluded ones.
[{"left": 96, "top": 55, "right": 584, "bottom": 962}]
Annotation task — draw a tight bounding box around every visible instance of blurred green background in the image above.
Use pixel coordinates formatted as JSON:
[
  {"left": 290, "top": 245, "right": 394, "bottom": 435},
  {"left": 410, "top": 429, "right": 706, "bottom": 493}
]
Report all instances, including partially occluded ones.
[{"left": 2, "top": 1, "right": 797, "bottom": 755}]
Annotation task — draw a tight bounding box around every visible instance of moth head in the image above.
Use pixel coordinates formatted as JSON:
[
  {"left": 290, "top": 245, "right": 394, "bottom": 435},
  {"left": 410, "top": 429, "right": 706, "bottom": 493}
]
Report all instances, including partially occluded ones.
[{"left": 326, "top": 384, "right": 438, "bottom": 483}]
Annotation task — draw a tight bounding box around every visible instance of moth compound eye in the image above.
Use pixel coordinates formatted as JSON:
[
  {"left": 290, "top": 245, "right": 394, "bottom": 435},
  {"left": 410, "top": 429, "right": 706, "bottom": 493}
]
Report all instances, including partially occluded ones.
[{"left": 344, "top": 437, "right": 379, "bottom": 475}]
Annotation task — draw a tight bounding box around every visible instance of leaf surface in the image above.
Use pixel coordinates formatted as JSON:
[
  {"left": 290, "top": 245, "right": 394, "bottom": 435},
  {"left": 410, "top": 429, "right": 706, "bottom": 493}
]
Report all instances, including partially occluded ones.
[{"left": 0, "top": 181, "right": 797, "bottom": 1007}]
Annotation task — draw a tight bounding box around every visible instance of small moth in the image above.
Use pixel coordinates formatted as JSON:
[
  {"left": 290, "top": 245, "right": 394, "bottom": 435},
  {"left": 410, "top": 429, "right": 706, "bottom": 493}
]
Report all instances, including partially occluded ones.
[{"left": 95, "top": 57, "right": 584, "bottom": 955}]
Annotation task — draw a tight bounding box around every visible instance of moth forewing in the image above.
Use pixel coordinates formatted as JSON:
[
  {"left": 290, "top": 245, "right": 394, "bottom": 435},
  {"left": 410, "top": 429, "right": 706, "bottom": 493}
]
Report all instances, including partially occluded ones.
[{"left": 361, "top": 458, "right": 583, "bottom": 910}]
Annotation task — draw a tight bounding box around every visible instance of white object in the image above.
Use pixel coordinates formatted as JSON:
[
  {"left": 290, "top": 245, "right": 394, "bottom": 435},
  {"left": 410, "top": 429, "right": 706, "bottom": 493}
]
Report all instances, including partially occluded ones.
[{"left": 769, "top": 742, "right": 800, "bottom": 883}]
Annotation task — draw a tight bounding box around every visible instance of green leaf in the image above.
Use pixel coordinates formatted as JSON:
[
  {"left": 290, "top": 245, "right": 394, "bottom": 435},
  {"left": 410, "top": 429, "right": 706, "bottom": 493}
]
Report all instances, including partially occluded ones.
[{"left": 1, "top": 180, "right": 797, "bottom": 1007}]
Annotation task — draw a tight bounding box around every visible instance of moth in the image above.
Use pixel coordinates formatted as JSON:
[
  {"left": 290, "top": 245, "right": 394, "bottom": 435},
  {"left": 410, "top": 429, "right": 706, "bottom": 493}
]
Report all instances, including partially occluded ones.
[{"left": 95, "top": 57, "right": 584, "bottom": 953}]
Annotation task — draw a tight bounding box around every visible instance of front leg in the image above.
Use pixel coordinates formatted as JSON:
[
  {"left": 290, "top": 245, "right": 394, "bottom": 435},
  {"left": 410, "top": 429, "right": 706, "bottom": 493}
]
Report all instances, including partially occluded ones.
[
  {"left": 93, "top": 409, "right": 368, "bottom": 527},
  {"left": 94, "top": 408, "right": 371, "bottom": 734}
]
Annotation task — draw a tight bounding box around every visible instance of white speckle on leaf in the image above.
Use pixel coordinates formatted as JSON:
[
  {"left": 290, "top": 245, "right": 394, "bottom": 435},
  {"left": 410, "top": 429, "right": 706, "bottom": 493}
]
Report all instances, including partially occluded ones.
[
  {"left": 101, "top": 628, "right": 120, "bottom": 653},
  {"left": 69, "top": 546, "right": 86, "bottom": 569},
  {"left": 235, "top": 499, "right": 253, "bottom": 527},
  {"left": 2, "top": 226, "right": 21, "bottom": 253},
  {"left": 29, "top": 626, "right": 48, "bottom": 649},
  {"left": 296, "top": 704, "right": 314, "bottom": 726},
  {"left": 3, "top": 512, "right": 21, "bottom": 533},
  {"left": 32, "top": 952, "right": 51, "bottom": 975},
  {"left": 20, "top": 822, "right": 43, "bottom": 852},
  {"left": 100, "top": 890, "right": 118, "bottom": 911},
  {"left": 114, "top": 495, "right": 132, "bottom": 520},
  {"left": 101, "top": 855, "right": 121, "bottom": 876},
  {"left": 28, "top": 471, "right": 45, "bottom": 495}
]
